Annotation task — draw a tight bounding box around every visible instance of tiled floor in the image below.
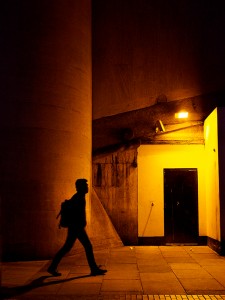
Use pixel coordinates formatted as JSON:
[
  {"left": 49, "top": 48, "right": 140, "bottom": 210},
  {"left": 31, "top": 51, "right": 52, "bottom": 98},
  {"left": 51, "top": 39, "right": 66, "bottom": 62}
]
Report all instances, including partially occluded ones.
[{"left": 1, "top": 246, "right": 225, "bottom": 299}]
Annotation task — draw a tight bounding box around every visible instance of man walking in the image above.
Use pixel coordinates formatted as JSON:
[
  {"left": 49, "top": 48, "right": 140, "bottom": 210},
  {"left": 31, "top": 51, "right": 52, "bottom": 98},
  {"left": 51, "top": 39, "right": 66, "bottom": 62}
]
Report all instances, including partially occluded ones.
[{"left": 48, "top": 178, "right": 107, "bottom": 276}]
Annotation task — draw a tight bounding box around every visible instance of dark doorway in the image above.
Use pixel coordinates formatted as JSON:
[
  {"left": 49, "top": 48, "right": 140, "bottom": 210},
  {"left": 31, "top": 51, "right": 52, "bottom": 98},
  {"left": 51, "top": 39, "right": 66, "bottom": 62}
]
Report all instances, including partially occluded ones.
[{"left": 164, "top": 168, "right": 199, "bottom": 244}]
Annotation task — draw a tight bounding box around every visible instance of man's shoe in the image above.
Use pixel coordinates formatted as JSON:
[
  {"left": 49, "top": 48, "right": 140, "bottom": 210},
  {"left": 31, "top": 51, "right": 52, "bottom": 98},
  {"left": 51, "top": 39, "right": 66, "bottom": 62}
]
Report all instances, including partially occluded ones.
[
  {"left": 90, "top": 267, "right": 107, "bottom": 276},
  {"left": 47, "top": 267, "right": 62, "bottom": 277}
]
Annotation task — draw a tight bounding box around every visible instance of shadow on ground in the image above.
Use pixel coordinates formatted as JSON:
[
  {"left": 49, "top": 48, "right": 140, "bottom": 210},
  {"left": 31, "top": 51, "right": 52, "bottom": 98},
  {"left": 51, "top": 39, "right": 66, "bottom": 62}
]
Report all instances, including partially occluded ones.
[{"left": 0, "top": 274, "right": 91, "bottom": 299}]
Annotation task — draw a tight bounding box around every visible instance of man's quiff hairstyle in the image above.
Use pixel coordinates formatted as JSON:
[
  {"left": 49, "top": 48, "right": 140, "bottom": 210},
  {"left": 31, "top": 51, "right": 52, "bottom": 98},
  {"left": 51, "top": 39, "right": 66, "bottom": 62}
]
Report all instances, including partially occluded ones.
[{"left": 75, "top": 178, "right": 88, "bottom": 190}]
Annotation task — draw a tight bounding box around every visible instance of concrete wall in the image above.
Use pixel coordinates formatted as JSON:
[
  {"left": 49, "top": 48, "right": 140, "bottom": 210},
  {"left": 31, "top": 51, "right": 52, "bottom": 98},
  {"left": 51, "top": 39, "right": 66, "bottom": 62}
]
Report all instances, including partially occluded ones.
[
  {"left": 138, "top": 145, "right": 206, "bottom": 238},
  {"left": 1, "top": 0, "right": 92, "bottom": 260},
  {"left": 218, "top": 108, "right": 225, "bottom": 248},
  {"left": 92, "top": 0, "right": 225, "bottom": 119},
  {"left": 93, "top": 149, "right": 138, "bottom": 245},
  {"left": 204, "top": 109, "right": 220, "bottom": 242},
  {"left": 89, "top": 189, "right": 123, "bottom": 249}
]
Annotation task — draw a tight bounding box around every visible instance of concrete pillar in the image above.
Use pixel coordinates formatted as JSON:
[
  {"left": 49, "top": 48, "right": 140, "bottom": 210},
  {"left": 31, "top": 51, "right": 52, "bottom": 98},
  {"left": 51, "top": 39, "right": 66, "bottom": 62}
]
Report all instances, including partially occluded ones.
[{"left": 1, "top": 0, "right": 92, "bottom": 260}]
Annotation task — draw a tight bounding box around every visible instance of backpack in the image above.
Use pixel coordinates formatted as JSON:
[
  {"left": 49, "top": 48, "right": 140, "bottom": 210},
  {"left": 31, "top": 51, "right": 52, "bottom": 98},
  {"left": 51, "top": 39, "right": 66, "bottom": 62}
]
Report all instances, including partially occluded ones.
[{"left": 56, "top": 199, "right": 73, "bottom": 228}]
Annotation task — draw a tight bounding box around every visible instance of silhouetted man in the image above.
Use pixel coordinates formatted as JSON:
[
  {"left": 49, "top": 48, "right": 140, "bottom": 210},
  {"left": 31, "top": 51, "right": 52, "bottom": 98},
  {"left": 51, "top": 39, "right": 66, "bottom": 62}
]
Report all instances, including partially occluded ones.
[{"left": 48, "top": 178, "right": 107, "bottom": 276}]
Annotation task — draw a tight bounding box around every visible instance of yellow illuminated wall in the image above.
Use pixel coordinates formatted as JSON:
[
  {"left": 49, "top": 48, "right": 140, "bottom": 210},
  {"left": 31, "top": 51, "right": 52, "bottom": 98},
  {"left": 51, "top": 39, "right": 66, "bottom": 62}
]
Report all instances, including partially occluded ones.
[
  {"left": 204, "top": 108, "right": 220, "bottom": 241},
  {"left": 138, "top": 145, "right": 206, "bottom": 237}
]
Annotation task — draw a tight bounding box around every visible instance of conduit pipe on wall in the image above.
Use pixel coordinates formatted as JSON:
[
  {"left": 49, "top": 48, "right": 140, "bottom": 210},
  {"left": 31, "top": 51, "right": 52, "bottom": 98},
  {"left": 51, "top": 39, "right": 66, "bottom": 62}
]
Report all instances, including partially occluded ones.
[
  {"left": 153, "top": 122, "right": 204, "bottom": 137},
  {"left": 141, "top": 202, "right": 154, "bottom": 237}
]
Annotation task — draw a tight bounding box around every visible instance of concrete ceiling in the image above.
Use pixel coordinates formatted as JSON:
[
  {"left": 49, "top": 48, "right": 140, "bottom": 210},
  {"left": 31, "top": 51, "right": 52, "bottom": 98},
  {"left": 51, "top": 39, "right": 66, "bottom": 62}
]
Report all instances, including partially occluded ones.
[{"left": 93, "top": 90, "right": 225, "bottom": 155}]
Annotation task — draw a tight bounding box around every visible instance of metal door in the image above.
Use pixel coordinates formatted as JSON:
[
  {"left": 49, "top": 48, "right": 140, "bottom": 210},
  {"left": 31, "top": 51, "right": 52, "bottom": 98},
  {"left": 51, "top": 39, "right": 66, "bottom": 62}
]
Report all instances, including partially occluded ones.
[{"left": 164, "top": 168, "right": 199, "bottom": 244}]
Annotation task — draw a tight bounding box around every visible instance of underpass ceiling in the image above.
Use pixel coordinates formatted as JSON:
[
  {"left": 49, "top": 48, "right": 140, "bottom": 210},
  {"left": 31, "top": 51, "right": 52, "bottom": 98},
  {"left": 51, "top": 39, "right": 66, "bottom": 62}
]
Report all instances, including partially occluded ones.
[{"left": 93, "top": 90, "right": 225, "bottom": 155}]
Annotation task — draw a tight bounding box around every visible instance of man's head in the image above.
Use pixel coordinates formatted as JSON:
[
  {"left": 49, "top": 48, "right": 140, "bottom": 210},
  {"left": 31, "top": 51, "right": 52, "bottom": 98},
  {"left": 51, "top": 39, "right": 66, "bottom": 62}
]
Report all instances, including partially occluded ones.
[{"left": 75, "top": 178, "right": 88, "bottom": 194}]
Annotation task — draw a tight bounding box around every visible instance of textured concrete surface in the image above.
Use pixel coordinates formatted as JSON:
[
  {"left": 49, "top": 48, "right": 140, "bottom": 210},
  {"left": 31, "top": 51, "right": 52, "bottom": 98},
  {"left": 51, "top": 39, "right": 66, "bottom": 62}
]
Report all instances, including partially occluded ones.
[
  {"left": 2, "top": 0, "right": 92, "bottom": 260},
  {"left": 1, "top": 246, "right": 225, "bottom": 299}
]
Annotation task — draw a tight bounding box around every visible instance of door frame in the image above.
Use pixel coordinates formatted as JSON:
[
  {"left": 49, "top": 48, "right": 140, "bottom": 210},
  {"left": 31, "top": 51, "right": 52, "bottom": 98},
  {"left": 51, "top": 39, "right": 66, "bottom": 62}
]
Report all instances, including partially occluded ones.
[{"left": 164, "top": 168, "right": 199, "bottom": 244}]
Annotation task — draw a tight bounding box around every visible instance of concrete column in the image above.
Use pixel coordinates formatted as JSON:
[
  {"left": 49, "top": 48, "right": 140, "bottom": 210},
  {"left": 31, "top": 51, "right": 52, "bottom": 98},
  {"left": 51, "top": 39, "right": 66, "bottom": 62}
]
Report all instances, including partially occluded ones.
[{"left": 1, "top": 0, "right": 92, "bottom": 260}]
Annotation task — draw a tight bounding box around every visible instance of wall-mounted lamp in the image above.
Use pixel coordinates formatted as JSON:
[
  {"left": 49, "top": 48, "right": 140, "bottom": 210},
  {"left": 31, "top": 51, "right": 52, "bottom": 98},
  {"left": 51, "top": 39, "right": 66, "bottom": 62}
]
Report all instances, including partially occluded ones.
[
  {"left": 175, "top": 111, "right": 188, "bottom": 119},
  {"left": 155, "top": 120, "right": 165, "bottom": 133}
]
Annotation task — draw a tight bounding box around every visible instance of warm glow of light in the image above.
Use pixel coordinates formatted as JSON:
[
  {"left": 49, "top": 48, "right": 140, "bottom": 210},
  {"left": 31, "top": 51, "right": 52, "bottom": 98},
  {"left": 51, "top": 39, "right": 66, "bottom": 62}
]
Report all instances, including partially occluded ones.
[
  {"left": 175, "top": 111, "right": 189, "bottom": 119},
  {"left": 205, "top": 125, "right": 210, "bottom": 140}
]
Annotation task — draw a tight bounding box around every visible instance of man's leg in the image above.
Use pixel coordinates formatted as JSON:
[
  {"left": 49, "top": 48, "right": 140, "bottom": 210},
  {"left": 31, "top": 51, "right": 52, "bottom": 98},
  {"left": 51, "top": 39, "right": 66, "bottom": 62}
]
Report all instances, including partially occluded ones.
[
  {"left": 78, "top": 228, "right": 107, "bottom": 275},
  {"left": 48, "top": 228, "right": 77, "bottom": 276}
]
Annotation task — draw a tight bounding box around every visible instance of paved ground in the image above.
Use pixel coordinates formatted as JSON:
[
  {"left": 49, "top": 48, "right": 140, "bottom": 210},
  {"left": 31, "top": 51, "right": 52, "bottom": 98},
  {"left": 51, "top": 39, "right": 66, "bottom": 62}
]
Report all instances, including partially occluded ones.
[{"left": 1, "top": 246, "right": 225, "bottom": 299}]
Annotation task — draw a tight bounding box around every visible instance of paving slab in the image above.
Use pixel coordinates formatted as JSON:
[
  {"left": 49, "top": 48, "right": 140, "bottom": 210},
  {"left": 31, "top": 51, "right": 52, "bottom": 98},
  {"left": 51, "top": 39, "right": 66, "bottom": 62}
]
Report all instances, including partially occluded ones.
[
  {"left": 138, "top": 264, "right": 172, "bottom": 273},
  {"left": 168, "top": 263, "right": 202, "bottom": 270},
  {"left": 182, "top": 277, "right": 225, "bottom": 290},
  {"left": 58, "top": 282, "right": 102, "bottom": 296},
  {"left": 1, "top": 246, "right": 225, "bottom": 299},
  {"left": 165, "top": 258, "right": 197, "bottom": 264},
  {"left": 101, "top": 279, "right": 143, "bottom": 293},
  {"left": 172, "top": 269, "right": 213, "bottom": 279},
  {"left": 105, "top": 270, "right": 140, "bottom": 279}
]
